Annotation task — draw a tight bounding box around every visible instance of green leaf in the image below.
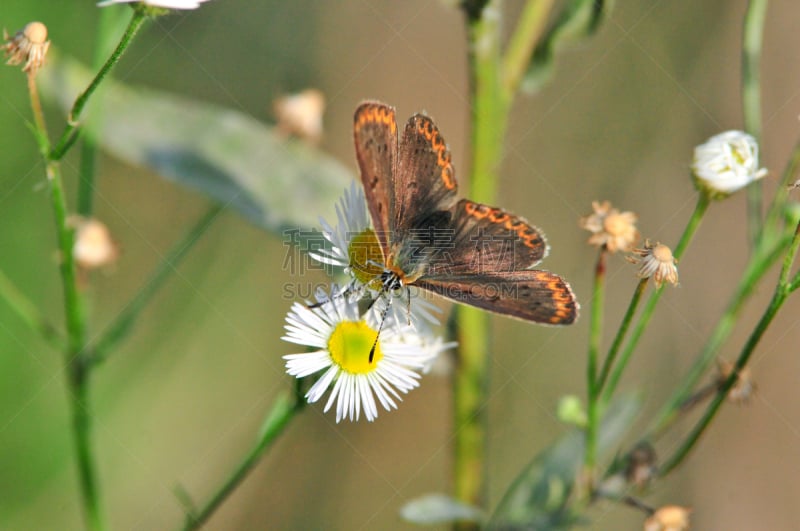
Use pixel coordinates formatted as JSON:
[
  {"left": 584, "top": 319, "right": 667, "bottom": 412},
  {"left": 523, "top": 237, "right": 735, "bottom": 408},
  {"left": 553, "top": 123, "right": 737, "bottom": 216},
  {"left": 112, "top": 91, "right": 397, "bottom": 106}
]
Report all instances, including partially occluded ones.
[
  {"left": 400, "top": 493, "right": 484, "bottom": 526},
  {"left": 487, "top": 394, "right": 640, "bottom": 530},
  {"left": 522, "top": 0, "right": 612, "bottom": 94},
  {"left": 38, "top": 53, "right": 352, "bottom": 235}
]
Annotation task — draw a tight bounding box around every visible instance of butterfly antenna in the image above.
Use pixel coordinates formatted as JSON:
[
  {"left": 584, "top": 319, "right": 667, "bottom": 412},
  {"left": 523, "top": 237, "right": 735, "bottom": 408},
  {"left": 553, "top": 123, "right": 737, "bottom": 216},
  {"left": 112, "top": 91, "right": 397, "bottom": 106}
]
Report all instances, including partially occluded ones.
[{"left": 369, "top": 294, "right": 393, "bottom": 363}]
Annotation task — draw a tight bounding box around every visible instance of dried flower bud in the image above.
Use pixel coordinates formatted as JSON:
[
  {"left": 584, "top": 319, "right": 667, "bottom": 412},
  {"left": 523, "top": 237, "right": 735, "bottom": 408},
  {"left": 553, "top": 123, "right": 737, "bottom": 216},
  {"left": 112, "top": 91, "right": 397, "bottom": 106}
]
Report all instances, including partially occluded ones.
[
  {"left": 692, "top": 131, "right": 767, "bottom": 198},
  {"left": 625, "top": 442, "right": 658, "bottom": 488},
  {"left": 716, "top": 359, "right": 756, "bottom": 404},
  {"left": 2, "top": 22, "right": 50, "bottom": 74},
  {"left": 579, "top": 200, "right": 640, "bottom": 253},
  {"left": 273, "top": 89, "right": 326, "bottom": 143},
  {"left": 644, "top": 505, "right": 691, "bottom": 531},
  {"left": 70, "top": 217, "right": 119, "bottom": 270},
  {"left": 628, "top": 240, "right": 678, "bottom": 288}
]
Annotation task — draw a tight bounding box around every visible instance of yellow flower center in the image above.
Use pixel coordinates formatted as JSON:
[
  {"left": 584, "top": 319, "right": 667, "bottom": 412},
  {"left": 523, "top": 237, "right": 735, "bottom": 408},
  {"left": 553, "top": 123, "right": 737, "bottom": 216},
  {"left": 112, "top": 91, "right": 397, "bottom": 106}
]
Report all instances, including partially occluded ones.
[
  {"left": 327, "top": 320, "right": 383, "bottom": 373},
  {"left": 347, "top": 228, "right": 385, "bottom": 288}
]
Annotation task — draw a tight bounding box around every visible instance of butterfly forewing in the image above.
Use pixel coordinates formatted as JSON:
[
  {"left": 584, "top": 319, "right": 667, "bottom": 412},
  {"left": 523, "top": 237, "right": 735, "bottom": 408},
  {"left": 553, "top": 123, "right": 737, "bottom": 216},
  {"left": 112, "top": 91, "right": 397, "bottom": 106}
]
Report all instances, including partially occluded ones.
[
  {"left": 416, "top": 270, "right": 578, "bottom": 325},
  {"left": 394, "top": 114, "right": 459, "bottom": 232},
  {"left": 353, "top": 102, "right": 398, "bottom": 257}
]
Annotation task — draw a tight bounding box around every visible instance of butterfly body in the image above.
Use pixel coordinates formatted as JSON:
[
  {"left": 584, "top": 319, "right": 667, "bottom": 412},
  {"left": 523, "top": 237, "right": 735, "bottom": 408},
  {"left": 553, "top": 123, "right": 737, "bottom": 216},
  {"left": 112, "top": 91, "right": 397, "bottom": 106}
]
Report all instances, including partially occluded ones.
[{"left": 353, "top": 101, "right": 578, "bottom": 325}]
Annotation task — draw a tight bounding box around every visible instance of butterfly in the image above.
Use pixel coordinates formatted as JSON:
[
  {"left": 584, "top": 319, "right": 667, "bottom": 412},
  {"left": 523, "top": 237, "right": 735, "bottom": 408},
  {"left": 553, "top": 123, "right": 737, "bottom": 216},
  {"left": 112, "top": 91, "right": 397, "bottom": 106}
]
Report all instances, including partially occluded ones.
[{"left": 352, "top": 101, "right": 578, "bottom": 338}]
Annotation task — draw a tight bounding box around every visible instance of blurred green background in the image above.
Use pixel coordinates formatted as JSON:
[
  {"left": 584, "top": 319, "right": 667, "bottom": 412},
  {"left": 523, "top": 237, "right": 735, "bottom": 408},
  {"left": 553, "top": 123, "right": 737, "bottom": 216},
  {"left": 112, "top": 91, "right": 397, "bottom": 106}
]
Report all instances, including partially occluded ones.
[{"left": 2, "top": 1, "right": 800, "bottom": 529}]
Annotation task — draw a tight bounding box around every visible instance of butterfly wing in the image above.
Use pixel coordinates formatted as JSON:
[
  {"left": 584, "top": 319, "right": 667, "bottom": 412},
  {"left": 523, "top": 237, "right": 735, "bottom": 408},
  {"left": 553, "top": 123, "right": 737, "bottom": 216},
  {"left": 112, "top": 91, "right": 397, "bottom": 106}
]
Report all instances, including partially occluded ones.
[
  {"left": 421, "top": 199, "right": 548, "bottom": 277},
  {"left": 416, "top": 270, "right": 578, "bottom": 324},
  {"left": 413, "top": 199, "right": 577, "bottom": 324},
  {"left": 388, "top": 113, "right": 460, "bottom": 275},
  {"left": 353, "top": 102, "right": 398, "bottom": 256}
]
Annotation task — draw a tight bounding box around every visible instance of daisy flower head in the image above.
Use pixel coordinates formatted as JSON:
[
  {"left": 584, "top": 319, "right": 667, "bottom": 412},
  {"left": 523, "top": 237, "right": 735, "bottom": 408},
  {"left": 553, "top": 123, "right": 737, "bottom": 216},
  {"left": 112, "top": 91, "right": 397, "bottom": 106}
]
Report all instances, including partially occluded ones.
[
  {"left": 310, "top": 182, "right": 377, "bottom": 283},
  {"left": 282, "top": 286, "right": 453, "bottom": 423},
  {"left": 692, "top": 130, "right": 767, "bottom": 198}
]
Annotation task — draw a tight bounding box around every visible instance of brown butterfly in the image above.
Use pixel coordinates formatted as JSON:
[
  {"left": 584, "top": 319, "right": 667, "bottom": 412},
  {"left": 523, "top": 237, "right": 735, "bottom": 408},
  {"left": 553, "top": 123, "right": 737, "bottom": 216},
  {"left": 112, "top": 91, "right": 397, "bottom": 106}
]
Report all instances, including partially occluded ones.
[{"left": 352, "top": 101, "right": 578, "bottom": 333}]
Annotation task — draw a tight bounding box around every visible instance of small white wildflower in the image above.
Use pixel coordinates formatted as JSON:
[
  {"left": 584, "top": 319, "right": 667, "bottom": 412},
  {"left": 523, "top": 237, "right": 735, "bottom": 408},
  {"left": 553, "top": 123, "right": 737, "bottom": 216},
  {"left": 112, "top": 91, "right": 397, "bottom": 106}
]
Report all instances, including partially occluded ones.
[{"left": 692, "top": 130, "right": 767, "bottom": 198}]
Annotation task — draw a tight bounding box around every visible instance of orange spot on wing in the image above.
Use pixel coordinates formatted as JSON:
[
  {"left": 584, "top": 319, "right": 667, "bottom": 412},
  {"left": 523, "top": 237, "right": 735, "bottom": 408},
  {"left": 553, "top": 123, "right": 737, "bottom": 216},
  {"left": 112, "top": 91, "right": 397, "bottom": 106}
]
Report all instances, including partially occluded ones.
[{"left": 355, "top": 105, "right": 396, "bottom": 135}]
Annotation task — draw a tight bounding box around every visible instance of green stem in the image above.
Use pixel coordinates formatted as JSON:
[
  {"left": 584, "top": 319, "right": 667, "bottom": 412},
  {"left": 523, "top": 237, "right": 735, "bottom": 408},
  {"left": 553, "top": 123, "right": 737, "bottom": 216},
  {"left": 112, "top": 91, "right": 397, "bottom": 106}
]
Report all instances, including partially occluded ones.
[
  {"left": 30, "top": 44, "right": 106, "bottom": 529},
  {"left": 68, "top": 359, "right": 105, "bottom": 531},
  {"left": 453, "top": 305, "right": 490, "bottom": 513},
  {"left": 467, "top": 0, "right": 506, "bottom": 204},
  {"left": 50, "top": 10, "right": 148, "bottom": 161},
  {"left": 584, "top": 249, "right": 606, "bottom": 478},
  {"left": 0, "top": 269, "right": 64, "bottom": 350},
  {"left": 89, "top": 204, "right": 223, "bottom": 367},
  {"left": 453, "top": 1, "right": 505, "bottom": 519},
  {"left": 47, "top": 158, "right": 103, "bottom": 531},
  {"left": 660, "top": 284, "right": 787, "bottom": 475},
  {"left": 181, "top": 391, "right": 303, "bottom": 531},
  {"left": 764, "top": 136, "right": 800, "bottom": 236},
  {"left": 602, "top": 194, "right": 710, "bottom": 401},
  {"left": 502, "top": 0, "right": 555, "bottom": 98},
  {"left": 598, "top": 279, "right": 647, "bottom": 399},
  {"left": 742, "top": 0, "right": 768, "bottom": 249},
  {"left": 649, "top": 231, "right": 790, "bottom": 437},
  {"left": 77, "top": 138, "right": 97, "bottom": 217},
  {"left": 77, "top": 7, "right": 130, "bottom": 216}
]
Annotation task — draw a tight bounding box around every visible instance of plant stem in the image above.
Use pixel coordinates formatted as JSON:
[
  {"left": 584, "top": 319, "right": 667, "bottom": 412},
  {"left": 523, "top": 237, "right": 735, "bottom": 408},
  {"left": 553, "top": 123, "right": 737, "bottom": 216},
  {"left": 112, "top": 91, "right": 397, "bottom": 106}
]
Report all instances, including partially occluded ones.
[
  {"left": 181, "top": 391, "right": 303, "bottom": 531},
  {"left": 453, "top": 305, "right": 490, "bottom": 514},
  {"left": 764, "top": 136, "right": 800, "bottom": 235},
  {"left": 89, "top": 204, "right": 223, "bottom": 367},
  {"left": 662, "top": 220, "right": 800, "bottom": 474},
  {"left": 584, "top": 249, "right": 606, "bottom": 480},
  {"left": 649, "top": 230, "right": 789, "bottom": 437},
  {"left": 0, "top": 269, "right": 64, "bottom": 350},
  {"left": 601, "top": 194, "right": 710, "bottom": 401},
  {"left": 742, "top": 0, "right": 769, "bottom": 249},
  {"left": 50, "top": 10, "right": 148, "bottom": 161},
  {"left": 598, "top": 279, "right": 647, "bottom": 399},
  {"left": 502, "top": 0, "right": 555, "bottom": 98},
  {"left": 47, "top": 157, "right": 103, "bottom": 531},
  {"left": 660, "top": 281, "right": 789, "bottom": 475},
  {"left": 455, "top": 1, "right": 559, "bottom": 519},
  {"left": 454, "top": 1, "right": 504, "bottom": 519}
]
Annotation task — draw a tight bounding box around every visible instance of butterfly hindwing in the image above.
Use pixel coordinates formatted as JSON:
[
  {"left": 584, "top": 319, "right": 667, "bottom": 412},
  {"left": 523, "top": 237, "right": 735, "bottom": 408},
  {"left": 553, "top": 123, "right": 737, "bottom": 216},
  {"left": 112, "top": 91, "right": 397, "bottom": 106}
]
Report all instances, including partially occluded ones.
[
  {"left": 416, "top": 270, "right": 578, "bottom": 325},
  {"left": 421, "top": 199, "right": 548, "bottom": 277},
  {"left": 353, "top": 102, "right": 397, "bottom": 256}
]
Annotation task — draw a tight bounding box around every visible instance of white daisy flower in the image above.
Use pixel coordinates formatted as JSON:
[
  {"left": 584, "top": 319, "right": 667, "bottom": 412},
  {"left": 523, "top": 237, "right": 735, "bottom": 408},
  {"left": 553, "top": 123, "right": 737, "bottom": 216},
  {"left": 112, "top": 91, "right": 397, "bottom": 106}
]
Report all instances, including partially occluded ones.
[
  {"left": 97, "top": 0, "right": 211, "bottom": 9},
  {"left": 310, "top": 183, "right": 441, "bottom": 328},
  {"left": 692, "top": 130, "right": 768, "bottom": 198},
  {"left": 282, "top": 287, "right": 453, "bottom": 423},
  {"left": 310, "top": 182, "right": 373, "bottom": 274}
]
